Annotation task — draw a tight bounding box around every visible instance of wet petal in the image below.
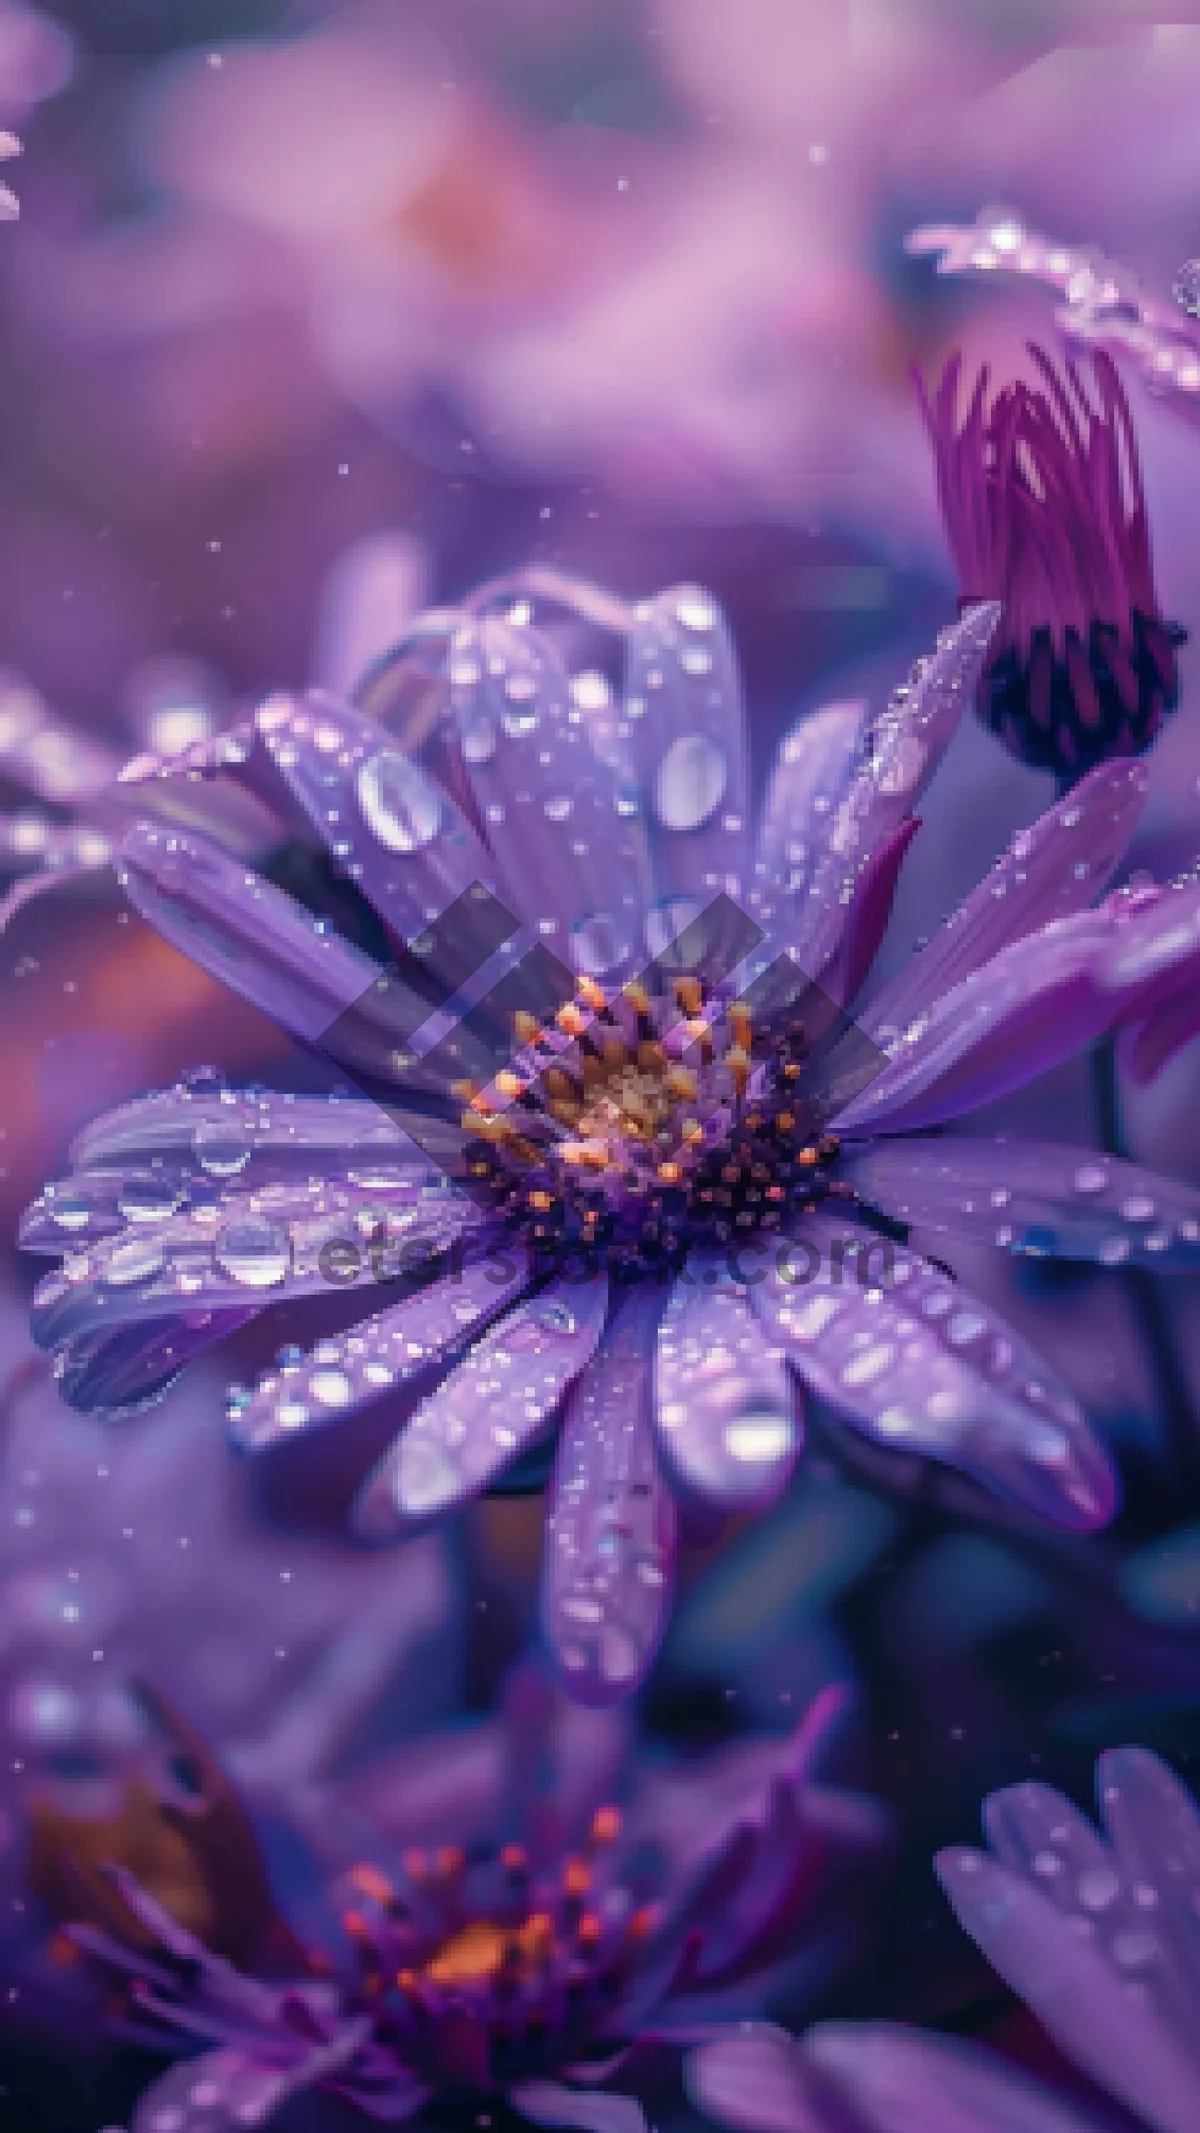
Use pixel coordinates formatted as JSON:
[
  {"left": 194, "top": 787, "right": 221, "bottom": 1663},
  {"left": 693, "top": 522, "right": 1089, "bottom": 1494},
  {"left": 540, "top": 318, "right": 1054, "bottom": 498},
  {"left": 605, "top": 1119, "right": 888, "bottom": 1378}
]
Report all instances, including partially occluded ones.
[
  {"left": 685, "top": 2029, "right": 825, "bottom": 2133},
  {"left": 1118, "top": 988, "right": 1200, "bottom": 1085},
  {"left": 622, "top": 586, "right": 750, "bottom": 952},
  {"left": 841, "top": 1137, "right": 1200, "bottom": 1268},
  {"left": 806, "top": 2021, "right": 1105, "bottom": 2133},
  {"left": 788, "top": 604, "right": 998, "bottom": 983},
  {"left": 68, "top": 1088, "right": 426, "bottom": 1173},
  {"left": 542, "top": 1290, "right": 676, "bottom": 1706},
  {"left": 749, "top": 702, "right": 864, "bottom": 936},
  {"left": 447, "top": 614, "right": 648, "bottom": 980},
  {"left": 1097, "top": 875, "right": 1200, "bottom": 1021},
  {"left": 863, "top": 761, "right": 1147, "bottom": 1046},
  {"left": 936, "top": 1845, "right": 1200, "bottom": 2133},
  {"left": 832, "top": 909, "right": 1118, "bottom": 1136},
  {"left": 654, "top": 1257, "right": 801, "bottom": 1512},
  {"left": 751, "top": 1210, "right": 1116, "bottom": 1531},
  {"left": 30, "top": 1182, "right": 478, "bottom": 1412},
  {"left": 353, "top": 1271, "right": 609, "bottom": 1534},
  {"left": 257, "top": 690, "right": 500, "bottom": 945},
  {"left": 117, "top": 820, "right": 387, "bottom": 1046},
  {"left": 1097, "top": 1746, "right": 1200, "bottom": 2017},
  {"left": 232, "top": 1245, "right": 530, "bottom": 1450}
]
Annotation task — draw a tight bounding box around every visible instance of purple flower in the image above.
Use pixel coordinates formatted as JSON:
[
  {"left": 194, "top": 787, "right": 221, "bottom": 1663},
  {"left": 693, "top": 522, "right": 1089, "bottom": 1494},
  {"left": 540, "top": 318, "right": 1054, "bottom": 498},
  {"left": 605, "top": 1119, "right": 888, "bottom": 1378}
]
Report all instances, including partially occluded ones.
[
  {"left": 71, "top": 1681, "right": 867, "bottom": 2133},
  {"left": 918, "top": 346, "right": 1185, "bottom": 776},
  {"left": 24, "top": 573, "right": 1200, "bottom": 1704},
  {"left": 688, "top": 1741, "right": 1200, "bottom": 2133}
]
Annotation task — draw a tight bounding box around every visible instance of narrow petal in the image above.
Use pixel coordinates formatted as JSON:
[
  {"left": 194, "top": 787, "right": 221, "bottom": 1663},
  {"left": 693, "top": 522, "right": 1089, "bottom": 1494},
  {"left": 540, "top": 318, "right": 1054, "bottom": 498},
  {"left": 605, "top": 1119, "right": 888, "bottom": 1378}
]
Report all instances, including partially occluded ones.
[
  {"left": 685, "top": 2029, "right": 827, "bottom": 2133},
  {"left": 353, "top": 1272, "right": 609, "bottom": 1534},
  {"left": 117, "top": 821, "right": 387, "bottom": 1046},
  {"left": 787, "top": 604, "right": 998, "bottom": 983},
  {"left": 231, "top": 1245, "right": 530, "bottom": 1451},
  {"left": 69, "top": 1088, "right": 427, "bottom": 1173},
  {"left": 832, "top": 909, "right": 1118, "bottom": 1136},
  {"left": 446, "top": 614, "right": 648, "bottom": 979},
  {"left": 749, "top": 702, "right": 865, "bottom": 936},
  {"left": 751, "top": 1211, "right": 1116, "bottom": 1530},
  {"left": 806, "top": 2021, "right": 1105, "bottom": 2133},
  {"left": 511, "top": 2081, "right": 648, "bottom": 2133},
  {"left": 841, "top": 1137, "right": 1200, "bottom": 1268},
  {"left": 622, "top": 586, "right": 750, "bottom": 949},
  {"left": 542, "top": 1289, "right": 676, "bottom": 1706},
  {"left": 863, "top": 760, "right": 1147, "bottom": 1046},
  {"left": 30, "top": 1183, "right": 478, "bottom": 1413},
  {"left": 1097, "top": 1746, "right": 1200, "bottom": 2017},
  {"left": 936, "top": 1846, "right": 1200, "bottom": 2133},
  {"left": 654, "top": 1257, "right": 801, "bottom": 1512},
  {"left": 1118, "top": 989, "right": 1200, "bottom": 1084},
  {"left": 257, "top": 690, "right": 501, "bottom": 945}
]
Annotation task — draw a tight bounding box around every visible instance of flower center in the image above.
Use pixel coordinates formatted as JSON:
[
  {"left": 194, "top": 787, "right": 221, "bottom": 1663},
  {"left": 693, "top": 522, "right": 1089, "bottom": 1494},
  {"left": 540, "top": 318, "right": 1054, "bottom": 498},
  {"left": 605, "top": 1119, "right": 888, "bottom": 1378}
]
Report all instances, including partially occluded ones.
[{"left": 453, "top": 973, "right": 845, "bottom": 1276}]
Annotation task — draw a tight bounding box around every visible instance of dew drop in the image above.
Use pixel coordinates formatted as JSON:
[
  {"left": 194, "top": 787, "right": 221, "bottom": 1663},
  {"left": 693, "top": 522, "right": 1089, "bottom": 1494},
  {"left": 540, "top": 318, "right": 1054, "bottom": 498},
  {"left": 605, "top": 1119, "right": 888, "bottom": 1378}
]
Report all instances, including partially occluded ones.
[
  {"left": 544, "top": 794, "right": 573, "bottom": 822},
  {"left": 193, "top": 1118, "right": 252, "bottom": 1177},
  {"left": 654, "top": 733, "right": 727, "bottom": 832},
  {"left": 104, "top": 1237, "right": 167, "bottom": 1287},
  {"left": 214, "top": 1216, "right": 291, "bottom": 1289},
  {"left": 47, "top": 1191, "right": 90, "bottom": 1233},
  {"left": 724, "top": 1410, "right": 794, "bottom": 1464},
  {"left": 356, "top": 749, "right": 442, "bottom": 853},
  {"left": 118, "top": 1177, "right": 185, "bottom": 1224},
  {"left": 1073, "top": 1163, "right": 1108, "bottom": 1195},
  {"left": 461, "top": 712, "right": 496, "bottom": 763},
  {"left": 675, "top": 589, "right": 716, "bottom": 632}
]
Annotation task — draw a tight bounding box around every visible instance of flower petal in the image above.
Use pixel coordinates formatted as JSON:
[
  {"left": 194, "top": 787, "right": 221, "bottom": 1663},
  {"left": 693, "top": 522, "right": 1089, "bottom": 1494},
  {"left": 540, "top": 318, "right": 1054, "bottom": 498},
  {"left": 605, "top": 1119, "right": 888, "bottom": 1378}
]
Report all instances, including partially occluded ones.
[
  {"left": 935, "top": 1844, "right": 1200, "bottom": 2133},
  {"left": 353, "top": 1271, "right": 609, "bottom": 1534},
  {"left": 446, "top": 614, "right": 648, "bottom": 979},
  {"left": 68, "top": 1088, "right": 428, "bottom": 1173},
  {"left": 654, "top": 1257, "right": 801, "bottom": 1512},
  {"left": 748, "top": 701, "right": 865, "bottom": 936},
  {"left": 685, "top": 2028, "right": 827, "bottom": 2133},
  {"left": 1097, "top": 1746, "right": 1200, "bottom": 2018},
  {"left": 840, "top": 1137, "right": 1200, "bottom": 1269},
  {"left": 806, "top": 2021, "right": 1105, "bottom": 2133},
  {"left": 117, "top": 820, "right": 388, "bottom": 1047},
  {"left": 30, "top": 1183, "right": 478, "bottom": 1413},
  {"left": 542, "top": 1289, "right": 676, "bottom": 1706},
  {"left": 511, "top": 2081, "right": 648, "bottom": 2133},
  {"left": 622, "top": 586, "right": 750, "bottom": 951},
  {"left": 787, "top": 604, "right": 998, "bottom": 983},
  {"left": 257, "top": 690, "right": 502, "bottom": 945},
  {"left": 832, "top": 909, "right": 1118, "bottom": 1136},
  {"left": 751, "top": 1211, "right": 1116, "bottom": 1530},
  {"left": 863, "top": 760, "right": 1147, "bottom": 1046},
  {"left": 232, "top": 1244, "right": 530, "bottom": 1451}
]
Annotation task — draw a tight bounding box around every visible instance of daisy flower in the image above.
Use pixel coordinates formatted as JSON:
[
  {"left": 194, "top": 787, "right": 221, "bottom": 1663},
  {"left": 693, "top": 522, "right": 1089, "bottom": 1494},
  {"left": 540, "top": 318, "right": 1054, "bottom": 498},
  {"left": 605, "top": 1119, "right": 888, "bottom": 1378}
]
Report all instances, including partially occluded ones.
[{"left": 23, "top": 573, "right": 1200, "bottom": 1704}]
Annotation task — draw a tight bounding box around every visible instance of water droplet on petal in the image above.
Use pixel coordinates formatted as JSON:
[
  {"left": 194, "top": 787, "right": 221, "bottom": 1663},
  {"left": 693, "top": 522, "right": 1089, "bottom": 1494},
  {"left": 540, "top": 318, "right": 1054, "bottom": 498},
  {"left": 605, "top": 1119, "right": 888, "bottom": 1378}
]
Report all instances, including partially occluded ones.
[
  {"left": 118, "top": 1177, "right": 185, "bottom": 1223},
  {"left": 47, "top": 1191, "right": 89, "bottom": 1233},
  {"left": 214, "top": 1216, "right": 291, "bottom": 1289},
  {"left": 654, "top": 734, "right": 727, "bottom": 832},
  {"left": 571, "top": 910, "right": 627, "bottom": 976},
  {"left": 461, "top": 712, "right": 496, "bottom": 763},
  {"left": 104, "top": 1237, "right": 167, "bottom": 1287},
  {"left": 675, "top": 589, "right": 716, "bottom": 632},
  {"left": 544, "top": 794, "right": 572, "bottom": 822},
  {"left": 356, "top": 750, "right": 443, "bottom": 853},
  {"left": 1073, "top": 1163, "right": 1108, "bottom": 1194},
  {"left": 724, "top": 1410, "right": 794, "bottom": 1464},
  {"left": 193, "top": 1118, "right": 252, "bottom": 1177}
]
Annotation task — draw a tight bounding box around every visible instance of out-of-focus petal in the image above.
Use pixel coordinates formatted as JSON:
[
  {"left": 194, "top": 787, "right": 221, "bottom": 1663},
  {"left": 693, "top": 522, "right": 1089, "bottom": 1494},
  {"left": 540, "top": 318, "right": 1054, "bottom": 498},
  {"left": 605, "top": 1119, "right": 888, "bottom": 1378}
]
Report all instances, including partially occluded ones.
[
  {"left": 862, "top": 761, "right": 1147, "bottom": 1047},
  {"left": 806, "top": 2021, "right": 1106, "bottom": 2133},
  {"left": 353, "top": 1272, "right": 609, "bottom": 1534},
  {"left": 841, "top": 1137, "right": 1200, "bottom": 1268},
  {"left": 751, "top": 1210, "right": 1116, "bottom": 1530},
  {"left": 654, "top": 1257, "right": 800, "bottom": 1512},
  {"left": 510, "top": 2079, "right": 649, "bottom": 2133},
  {"left": 543, "top": 1289, "right": 676, "bottom": 1708},
  {"left": 936, "top": 1842, "right": 1200, "bottom": 2133},
  {"left": 685, "top": 2027, "right": 826, "bottom": 2133},
  {"left": 1097, "top": 1746, "right": 1200, "bottom": 2015}
]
